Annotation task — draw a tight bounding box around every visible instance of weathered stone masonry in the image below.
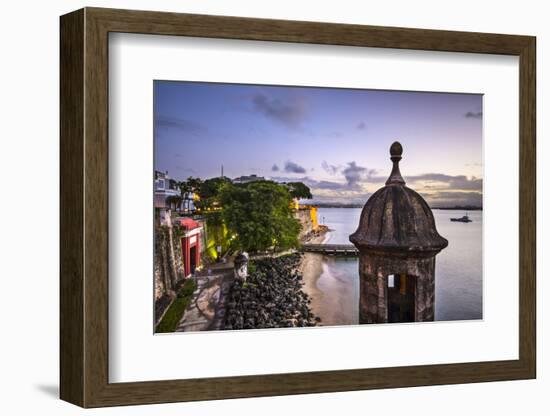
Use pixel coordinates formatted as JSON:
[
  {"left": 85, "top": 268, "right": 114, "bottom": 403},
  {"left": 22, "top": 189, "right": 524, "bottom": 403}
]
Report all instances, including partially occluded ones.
[
  {"left": 154, "top": 221, "right": 185, "bottom": 300},
  {"left": 154, "top": 216, "right": 203, "bottom": 301},
  {"left": 350, "top": 141, "right": 448, "bottom": 324}
]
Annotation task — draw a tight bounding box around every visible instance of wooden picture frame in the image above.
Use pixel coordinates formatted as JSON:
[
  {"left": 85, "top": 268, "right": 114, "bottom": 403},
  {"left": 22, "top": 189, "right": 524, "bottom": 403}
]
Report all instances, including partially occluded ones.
[{"left": 60, "top": 7, "right": 536, "bottom": 408}]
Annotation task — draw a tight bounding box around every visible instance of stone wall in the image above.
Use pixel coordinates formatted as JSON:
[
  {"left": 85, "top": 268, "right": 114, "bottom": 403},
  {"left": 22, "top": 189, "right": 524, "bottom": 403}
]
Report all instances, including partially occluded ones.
[
  {"left": 358, "top": 251, "right": 436, "bottom": 324},
  {"left": 154, "top": 223, "right": 186, "bottom": 301}
]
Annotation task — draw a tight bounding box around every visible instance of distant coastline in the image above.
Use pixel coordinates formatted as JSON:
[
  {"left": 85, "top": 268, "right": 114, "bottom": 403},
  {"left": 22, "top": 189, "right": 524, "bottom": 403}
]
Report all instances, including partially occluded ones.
[
  {"left": 308, "top": 203, "right": 482, "bottom": 210},
  {"left": 309, "top": 203, "right": 363, "bottom": 209},
  {"left": 431, "top": 206, "right": 483, "bottom": 211}
]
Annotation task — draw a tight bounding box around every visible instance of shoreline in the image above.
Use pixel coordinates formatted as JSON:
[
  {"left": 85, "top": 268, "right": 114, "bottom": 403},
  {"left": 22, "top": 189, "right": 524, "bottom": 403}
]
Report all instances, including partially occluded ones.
[
  {"left": 299, "top": 227, "right": 357, "bottom": 326},
  {"left": 299, "top": 252, "right": 326, "bottom": 321},
  {"left": 298, "top": 227, "right": 328, "bottom": 325},
  {"left": 301, "top": 224, "right": 330, "bottom": 245}
]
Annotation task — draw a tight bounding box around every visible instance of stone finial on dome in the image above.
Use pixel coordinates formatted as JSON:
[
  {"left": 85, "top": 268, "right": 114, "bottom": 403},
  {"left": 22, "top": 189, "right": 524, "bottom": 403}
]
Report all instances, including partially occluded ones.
[{"left": 386, "top": 141, "right": 406, "bottom": 185}]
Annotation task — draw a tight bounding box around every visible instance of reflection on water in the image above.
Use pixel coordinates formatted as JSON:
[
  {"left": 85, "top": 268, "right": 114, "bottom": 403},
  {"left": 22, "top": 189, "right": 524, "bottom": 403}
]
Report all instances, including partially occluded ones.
[
  {"left": 316, "top": 257, "right": 360, "bottom": 325},
  {"left": 316, "top": 208, "right": 483, "bottom": 322}
]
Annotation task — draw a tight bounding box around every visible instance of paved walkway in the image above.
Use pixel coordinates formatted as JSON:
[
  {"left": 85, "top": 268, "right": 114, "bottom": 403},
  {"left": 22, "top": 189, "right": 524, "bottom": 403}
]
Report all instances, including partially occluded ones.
[{"left": 175, "top": 269, "right": 233, "bottom": 332}]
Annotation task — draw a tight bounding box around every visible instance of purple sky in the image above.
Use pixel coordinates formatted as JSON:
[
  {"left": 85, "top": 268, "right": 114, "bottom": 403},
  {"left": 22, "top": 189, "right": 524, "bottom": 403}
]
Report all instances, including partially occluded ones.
[{"left": 154, "top": 81, "right": 483, "bottom": 207}]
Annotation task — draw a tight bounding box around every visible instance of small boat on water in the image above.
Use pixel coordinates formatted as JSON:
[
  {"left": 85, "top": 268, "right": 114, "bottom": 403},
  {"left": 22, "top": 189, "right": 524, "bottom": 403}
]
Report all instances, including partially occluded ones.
[{"left": 450, "top": 213, "right": 472, "bottom": 223}]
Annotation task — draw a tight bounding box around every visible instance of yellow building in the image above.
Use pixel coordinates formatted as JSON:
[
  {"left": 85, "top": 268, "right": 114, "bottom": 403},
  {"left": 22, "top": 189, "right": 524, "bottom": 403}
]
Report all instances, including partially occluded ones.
[
  {"left": 292, "top": 203, "right": 319, "bottom": 240},
  {"left": 310, "top": 206, "right": 318, "bottom": 230}
]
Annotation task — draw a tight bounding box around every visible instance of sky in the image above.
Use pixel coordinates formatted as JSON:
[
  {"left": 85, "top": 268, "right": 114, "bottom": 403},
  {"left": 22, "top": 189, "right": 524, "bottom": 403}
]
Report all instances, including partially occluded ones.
[{"left": 154, "top": 81, "right": 483, "bottom": 207}]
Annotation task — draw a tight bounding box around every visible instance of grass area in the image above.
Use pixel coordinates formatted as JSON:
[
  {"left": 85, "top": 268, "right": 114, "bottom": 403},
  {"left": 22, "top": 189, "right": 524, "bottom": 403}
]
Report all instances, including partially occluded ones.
[{"left": 156, "top": 278, "right": 198, "bottom": 333}]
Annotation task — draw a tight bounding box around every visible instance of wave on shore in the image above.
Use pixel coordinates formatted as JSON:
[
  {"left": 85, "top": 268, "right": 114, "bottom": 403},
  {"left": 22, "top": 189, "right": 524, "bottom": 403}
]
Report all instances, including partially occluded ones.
[{"left": 300, "top": 251, "right": 359, "bottom": 327}]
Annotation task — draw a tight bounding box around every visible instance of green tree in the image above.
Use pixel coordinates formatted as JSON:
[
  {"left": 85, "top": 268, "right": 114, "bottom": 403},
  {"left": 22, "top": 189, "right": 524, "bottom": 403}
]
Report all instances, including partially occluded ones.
[
  {"left": 286, "top": 182, "right": 313, "bottom": 200},
  {"left": 186, "top": 177, "right": 203, "bottom": 193},
  {"left": 197, "top": 177, "right": 231, "bottom": 209},
  {"left": 220, "top": 181, "right": 300, "bottom": 252}
]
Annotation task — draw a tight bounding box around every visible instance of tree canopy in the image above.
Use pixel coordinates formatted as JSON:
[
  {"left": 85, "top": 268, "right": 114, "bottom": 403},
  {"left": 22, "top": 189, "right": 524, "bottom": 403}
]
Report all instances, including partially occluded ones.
[
  {"left": 196, "top": 177, "right": 231, "bottom": 209},
  {"left": 220, "top": 181, "right": 301, "bottom": 252},
  {"left": 178, "top": 176, "right": 202, "bottom": 197},
  {"left": 286, "top": 182, "right": 313, "bottom": 200}
]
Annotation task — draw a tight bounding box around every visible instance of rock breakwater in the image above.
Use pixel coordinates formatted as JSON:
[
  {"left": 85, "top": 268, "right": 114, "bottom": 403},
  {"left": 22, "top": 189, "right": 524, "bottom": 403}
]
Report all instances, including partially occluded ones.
[{"left": 224, "top": 253, "right": 320, "bottom": 330}]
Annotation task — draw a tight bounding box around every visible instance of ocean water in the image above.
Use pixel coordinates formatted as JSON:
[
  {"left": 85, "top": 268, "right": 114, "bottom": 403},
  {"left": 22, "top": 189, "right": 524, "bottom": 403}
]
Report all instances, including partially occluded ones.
[{"left": 317, "top": 207, "right": 483, "bottom": 322}]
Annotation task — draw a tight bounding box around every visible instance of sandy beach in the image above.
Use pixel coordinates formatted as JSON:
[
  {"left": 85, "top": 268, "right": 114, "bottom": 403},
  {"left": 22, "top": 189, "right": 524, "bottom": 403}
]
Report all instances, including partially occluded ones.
[{"left": 299, "top": 231, "right": 358, "bottom": 326}]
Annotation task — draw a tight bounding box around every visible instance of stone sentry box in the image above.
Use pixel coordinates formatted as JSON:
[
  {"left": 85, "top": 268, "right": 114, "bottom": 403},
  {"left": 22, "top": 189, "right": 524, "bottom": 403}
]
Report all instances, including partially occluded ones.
[{"left": 350, "top": 142, "right": 448, "bottom": 324}]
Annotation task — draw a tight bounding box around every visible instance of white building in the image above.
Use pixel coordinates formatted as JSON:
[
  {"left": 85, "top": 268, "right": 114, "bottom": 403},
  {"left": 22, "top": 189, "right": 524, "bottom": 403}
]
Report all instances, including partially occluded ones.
[{"left": 154, "top": 171, "right": 182, "bottom": 224}]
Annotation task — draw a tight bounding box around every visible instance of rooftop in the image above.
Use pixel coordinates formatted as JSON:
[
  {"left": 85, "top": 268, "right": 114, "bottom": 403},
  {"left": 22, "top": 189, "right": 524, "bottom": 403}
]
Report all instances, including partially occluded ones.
[{"left": 349, "top": 141, "right": 448, "bottom": 254}]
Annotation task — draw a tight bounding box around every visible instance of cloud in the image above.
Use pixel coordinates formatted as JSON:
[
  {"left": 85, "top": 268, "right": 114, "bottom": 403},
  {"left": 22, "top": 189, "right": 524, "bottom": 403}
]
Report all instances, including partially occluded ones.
[
  {"left": 270, "top": 175, "right": 348, "bottom": 191},
  {"left": 270, "top": 170, "right": 483, "bottom": 208},
  {"left": 464, "top": 111, "right": 483, "bottom": 119},
  {"left": 406, "top": 173, "right": 482, "bottom": 191},
  {"left": 321, "top": 160, "right": 340, "bottom": 175},
  {"left": 280, "top": 161, "right": 378, "bottom": 192},
  {"left": 252, "top": 93, "right": 306, "bottom": 128},
  {"left": 284, "top": 161, "right": 307, "bottom": 174},
  {"left": 271, "top": 164, "right": 280, "bottom": 172},
  {"left": 342, "top": 162, "right": 377, "bottom": 188},
  {"left": 269, "top": 175, "right": 308, "bottom": 183},
  {"left": 309, "top": 193, "right": 372, "bottom": 205},
  {"left": 422, "top": 191, "right": 482, "bottom": 208},
  {"left": 357, "top": 121, "right": 367, "bottom": 130},
  {"left": 155, "top": 116, "right": 206, "bottom": 134},
  {"left": 342, "top": 162, "right": 365, "bottom": 187},
  {"left": 315, "top": 180, "right": 349, "bottom": 190}
]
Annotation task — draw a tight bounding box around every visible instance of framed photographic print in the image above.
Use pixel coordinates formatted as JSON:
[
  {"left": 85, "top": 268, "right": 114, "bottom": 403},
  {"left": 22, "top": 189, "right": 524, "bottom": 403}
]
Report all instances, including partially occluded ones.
[{"left": 60, "top": 7, "right": 536, "bottom": 408}]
